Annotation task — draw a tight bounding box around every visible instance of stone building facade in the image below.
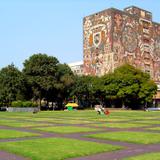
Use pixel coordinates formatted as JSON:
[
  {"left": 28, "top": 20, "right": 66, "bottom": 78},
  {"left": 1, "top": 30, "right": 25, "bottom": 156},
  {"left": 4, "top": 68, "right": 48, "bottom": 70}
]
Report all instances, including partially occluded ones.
[{"left": 83, "top": 6, "right": 160, "bottom": 84}]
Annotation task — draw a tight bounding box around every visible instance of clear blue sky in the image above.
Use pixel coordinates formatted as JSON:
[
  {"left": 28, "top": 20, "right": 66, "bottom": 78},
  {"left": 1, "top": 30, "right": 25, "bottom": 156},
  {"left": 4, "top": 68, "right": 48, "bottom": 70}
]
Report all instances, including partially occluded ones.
[{"left": 0, "top": 0, "right": 160, "bottom": 70}]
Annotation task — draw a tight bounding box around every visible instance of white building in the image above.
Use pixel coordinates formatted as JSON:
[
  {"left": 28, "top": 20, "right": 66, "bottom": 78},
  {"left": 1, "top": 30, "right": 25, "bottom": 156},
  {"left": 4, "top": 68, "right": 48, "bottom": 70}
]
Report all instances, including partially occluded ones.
[{"left": 68, "top": 61, "right": 83, "bottom": 76}]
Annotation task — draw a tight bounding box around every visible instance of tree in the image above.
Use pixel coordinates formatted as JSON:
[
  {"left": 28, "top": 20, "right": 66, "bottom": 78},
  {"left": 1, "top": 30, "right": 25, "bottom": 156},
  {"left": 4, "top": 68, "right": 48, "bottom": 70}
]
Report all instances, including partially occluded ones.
[
  {"left": 0, "top": 64, "right": 25, "bottom": 106},
  {"left": 139, "top": 80, "right": 157, "bottom": 106},
  {"left": 23, "top": 53, "right": 59, "bottom": 107},
  {"left": 23, "top": 54, "right": 75, "bottom": 109},
  {"left": 71, "top": 75, "right": 96, "bottom": 108},
  {"left": 55, "top": 63, "right": 75, "bottom": 109},
  {"left": 101, "top": 73, "right": 120, "bottom": 107},
  {"left": 100, "top": 64, "right": 157, "bottom": 109}
]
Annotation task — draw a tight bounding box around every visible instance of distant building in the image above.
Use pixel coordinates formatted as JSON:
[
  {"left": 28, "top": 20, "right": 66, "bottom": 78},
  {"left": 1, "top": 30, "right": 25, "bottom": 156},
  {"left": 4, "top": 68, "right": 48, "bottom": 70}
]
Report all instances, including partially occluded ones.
[
  {"left": 68, "top": 61, "right": 83, "bottom": 75},
  {"left": 83, "top": 6, "right": 160, "bottom": 84}
]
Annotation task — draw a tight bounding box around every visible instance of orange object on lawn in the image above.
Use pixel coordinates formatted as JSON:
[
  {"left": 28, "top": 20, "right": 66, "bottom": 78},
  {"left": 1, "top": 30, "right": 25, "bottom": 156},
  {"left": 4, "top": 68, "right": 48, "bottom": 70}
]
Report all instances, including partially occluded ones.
[{"left": 104, "top": 109, "right": 110, "bottom": 115}]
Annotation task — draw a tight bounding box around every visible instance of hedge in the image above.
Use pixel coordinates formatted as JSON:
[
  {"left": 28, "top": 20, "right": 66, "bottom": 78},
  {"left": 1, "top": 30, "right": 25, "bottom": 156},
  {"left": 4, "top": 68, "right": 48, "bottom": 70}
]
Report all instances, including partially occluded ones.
[{"left": 11, "top": 101, "right": 38, "bottom": 108}]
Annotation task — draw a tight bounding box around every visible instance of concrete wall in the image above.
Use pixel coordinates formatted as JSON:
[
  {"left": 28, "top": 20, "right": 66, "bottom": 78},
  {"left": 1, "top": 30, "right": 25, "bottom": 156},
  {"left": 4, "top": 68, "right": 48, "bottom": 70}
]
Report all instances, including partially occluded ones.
[{"left": 8, "top": 107, "right": 39, "bottom": 112}]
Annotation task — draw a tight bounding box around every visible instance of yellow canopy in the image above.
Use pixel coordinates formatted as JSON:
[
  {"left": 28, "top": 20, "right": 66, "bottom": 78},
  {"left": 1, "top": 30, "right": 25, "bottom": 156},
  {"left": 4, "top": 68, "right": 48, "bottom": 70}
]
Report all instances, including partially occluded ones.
[{"left": 65, "top": 103, "right": 78, "bottom": 107}]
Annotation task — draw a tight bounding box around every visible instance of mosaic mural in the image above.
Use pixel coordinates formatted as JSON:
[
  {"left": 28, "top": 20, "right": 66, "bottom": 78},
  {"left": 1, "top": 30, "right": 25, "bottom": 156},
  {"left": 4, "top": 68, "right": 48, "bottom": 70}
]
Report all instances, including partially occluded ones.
[
  {"left": 83, "top": 6, "right": 160, "bottom": 82},
  {"left": 83, "top": 10, "right": 112, "bottom": 76}
]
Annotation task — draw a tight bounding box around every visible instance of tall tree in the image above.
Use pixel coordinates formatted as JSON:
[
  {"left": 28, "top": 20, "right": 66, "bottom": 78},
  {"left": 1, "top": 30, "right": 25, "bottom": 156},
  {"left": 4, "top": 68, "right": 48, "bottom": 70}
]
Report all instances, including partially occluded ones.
[
  {"left": 23, "top": 53, "right": 59, "bottom": 107},
  {"left": 0, "top": 64, "right": 25, "bottom": 106},
  {"left": 71, "top": 75, "right": 96, "bottom": 108},
  {"left": 23, "top": 54, "right": 75, "bottom": 109},
  {"left": 100, "top": 64, "right": 157, "bottom": 109},
  {"left": 55, "top": 63, "right": 75, "bottom": 109}
]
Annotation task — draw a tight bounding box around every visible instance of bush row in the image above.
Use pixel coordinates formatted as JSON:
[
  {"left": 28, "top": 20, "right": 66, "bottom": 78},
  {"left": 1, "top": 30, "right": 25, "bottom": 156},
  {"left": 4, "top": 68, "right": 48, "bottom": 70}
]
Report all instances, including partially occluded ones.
[{"left": 11, "top": 101, "right": 38, "bottom": 108}]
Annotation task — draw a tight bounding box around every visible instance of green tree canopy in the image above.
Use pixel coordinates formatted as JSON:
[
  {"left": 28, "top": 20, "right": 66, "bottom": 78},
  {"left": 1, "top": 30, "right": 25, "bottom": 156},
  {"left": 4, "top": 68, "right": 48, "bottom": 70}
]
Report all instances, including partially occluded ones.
[
  {"left": 52, "top": 63, "right": 75, "bottom": 108},
  {"left": 23, "top": 54, "right": 59, "bottom": 104},
  {"left": 99, "top": 64, "right": 157, "bottom": 109},
  {"left": 71, "top": 75, "right": 97, "bottom": 108},
  {"left": 23, "top": 54, "right": 75, "bottom": 109},
  {"left": 0, "top": 64, "right": 25, "bottom": 106}
]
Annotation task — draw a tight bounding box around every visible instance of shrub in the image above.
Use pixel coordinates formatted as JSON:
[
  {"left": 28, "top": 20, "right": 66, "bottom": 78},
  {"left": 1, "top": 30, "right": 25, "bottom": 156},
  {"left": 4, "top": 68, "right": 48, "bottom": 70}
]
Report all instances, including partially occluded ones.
[
  {"left": 11, "top": 101, "right": 23, "bottom": 107},
  {"left": 23, "top": 101, "right": 33, "bottom": 107},
  {"left": 11, "top": 101, "right": 38, "bottom": 108},
  {"left": 32, "top": 102, "right": 38, "bottom": 107}
]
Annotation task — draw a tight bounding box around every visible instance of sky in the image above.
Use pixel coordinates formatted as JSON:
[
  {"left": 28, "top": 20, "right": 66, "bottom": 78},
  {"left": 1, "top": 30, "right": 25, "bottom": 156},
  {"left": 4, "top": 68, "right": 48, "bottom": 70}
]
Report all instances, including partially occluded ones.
[{"left": 0, "top": 0, "right": 160, "bottom": 70}]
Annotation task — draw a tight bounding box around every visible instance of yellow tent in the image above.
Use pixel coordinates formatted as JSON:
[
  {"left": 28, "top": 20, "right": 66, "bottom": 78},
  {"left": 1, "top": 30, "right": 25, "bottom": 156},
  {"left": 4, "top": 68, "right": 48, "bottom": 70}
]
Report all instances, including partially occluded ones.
[
  {"left": 65, "top": 103, "right": 78, "bottom": 107},
  {"left": 65, "top": 103, "right": 78, "bottom": 111}
]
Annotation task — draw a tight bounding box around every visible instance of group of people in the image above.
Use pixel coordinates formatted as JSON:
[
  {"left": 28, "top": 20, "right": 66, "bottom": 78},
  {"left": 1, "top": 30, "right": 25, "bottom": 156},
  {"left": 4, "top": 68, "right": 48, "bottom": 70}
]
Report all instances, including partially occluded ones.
[{"left": 94, "top": 104, "right": 110, "bottom": 115}]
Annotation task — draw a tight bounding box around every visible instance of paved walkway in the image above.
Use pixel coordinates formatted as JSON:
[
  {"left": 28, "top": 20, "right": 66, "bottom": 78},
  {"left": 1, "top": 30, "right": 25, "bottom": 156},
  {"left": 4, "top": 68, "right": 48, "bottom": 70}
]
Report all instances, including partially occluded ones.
[{"left": 0, "top": 151, "right": 29, "bottom": 160}]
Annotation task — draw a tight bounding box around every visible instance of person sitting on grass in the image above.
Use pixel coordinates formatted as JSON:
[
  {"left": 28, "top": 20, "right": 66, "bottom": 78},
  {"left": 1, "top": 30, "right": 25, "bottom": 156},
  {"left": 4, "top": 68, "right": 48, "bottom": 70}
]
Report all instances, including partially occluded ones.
[
  {"left": 95, "top": 104, "right": 104, "bottom": 115},
  {"left": 95, "top": 104, "right": 110, "bottom": 116}
]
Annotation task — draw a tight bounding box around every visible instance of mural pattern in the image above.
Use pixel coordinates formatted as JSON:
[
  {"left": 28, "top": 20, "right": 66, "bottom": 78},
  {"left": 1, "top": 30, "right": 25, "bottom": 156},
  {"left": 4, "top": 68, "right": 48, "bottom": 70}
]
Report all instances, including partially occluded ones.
[
  {"left": 83, "top": 11, "right": 112, "bottom": 76},
  {"left": 83, "top": 6, "right": 160, "bottom": 82}
]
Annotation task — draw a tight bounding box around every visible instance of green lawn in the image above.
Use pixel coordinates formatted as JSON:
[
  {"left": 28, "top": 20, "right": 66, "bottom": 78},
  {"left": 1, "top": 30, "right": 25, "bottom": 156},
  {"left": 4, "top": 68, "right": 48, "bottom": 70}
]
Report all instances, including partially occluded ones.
[
  {"left": 34, "top": 126, "right": 99, "bottom": 133},
  {"left": 1, "top": 110, "right": 159, "bottom": 120},
  {"left": 32, "top": 119, "right": 92, "bottom": 124},
  {"left": 87, "top": 131, "right": 160, "bottom": 144},
  {"left": 0, "top": 120, "right": 51, "bottom": 128},
  {"left": 0, "top": 129, "right": 40, "bottom": 139},
  {"left": 134, "top": 120, "right": 160, "bottom": 125},
  {"left": 0, "top": 138, "right": 122, "bottom": 160},
  {"left": 123, "top": 152, "right": 160, "bottom": 160},
  {"left": 90, "top": 122, "right": 150, "bottom": 128},
  {"left": 1, "top": 110, "right": 160, "bottom": 159},
  {"left": 59, "top": 120, "right": 92, "bottom": 124},
  {"left": 90, "top": 117, "right": 130, "bottom": 122},
  {"left": 30, "top": 117, "right": 65, "bottom": 124},
  {"left": 146, "top": 127, "right": 160, "bottom": 131}
]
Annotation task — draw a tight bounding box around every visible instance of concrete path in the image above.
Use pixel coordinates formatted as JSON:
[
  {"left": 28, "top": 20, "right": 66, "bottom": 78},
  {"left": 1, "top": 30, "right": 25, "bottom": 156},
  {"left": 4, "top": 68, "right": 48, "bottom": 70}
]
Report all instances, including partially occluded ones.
[{"left": 0, "top": 151, "right": 29, "bottom": 160}]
